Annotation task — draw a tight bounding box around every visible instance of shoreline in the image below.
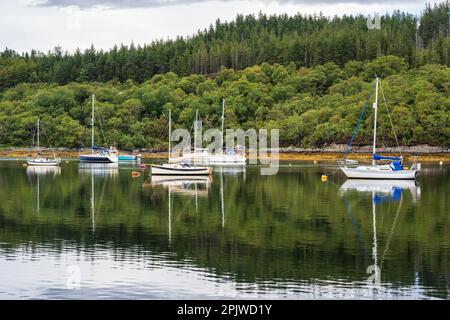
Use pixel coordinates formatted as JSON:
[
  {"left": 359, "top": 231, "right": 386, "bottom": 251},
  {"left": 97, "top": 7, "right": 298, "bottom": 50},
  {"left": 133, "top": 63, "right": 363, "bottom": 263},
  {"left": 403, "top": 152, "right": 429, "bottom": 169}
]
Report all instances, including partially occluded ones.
[{"left": 1, "top": 148, "right": 449, "bottom": 162}]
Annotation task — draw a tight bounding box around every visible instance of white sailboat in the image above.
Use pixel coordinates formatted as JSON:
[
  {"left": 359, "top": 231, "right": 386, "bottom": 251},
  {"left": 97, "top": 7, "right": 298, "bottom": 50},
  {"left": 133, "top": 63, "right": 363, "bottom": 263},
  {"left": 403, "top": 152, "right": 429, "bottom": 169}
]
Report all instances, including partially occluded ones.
[
  {"left": 170, "top": 99, "right": 246, "bottom": 165},
  {"left": 79, "top": 94, "right": 118, "bottom": 163},
  {"left": 151, "top": 110, "right": 212, "bottom": 176},
  {"left": 27, "top": 118, "right": 61, "bottom": 166},
  {"left": 340, "top": 77, "right": 420, "bottom": 180}
]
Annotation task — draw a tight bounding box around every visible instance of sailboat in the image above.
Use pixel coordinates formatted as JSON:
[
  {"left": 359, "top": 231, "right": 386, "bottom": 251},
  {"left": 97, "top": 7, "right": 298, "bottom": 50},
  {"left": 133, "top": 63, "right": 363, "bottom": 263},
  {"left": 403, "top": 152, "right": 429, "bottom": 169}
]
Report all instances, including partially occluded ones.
[
  {"left": 340, "top": 77, "right": 420, "bottom": 179},
  {"left": 27, "top": 118, "right": 61, "bottom": 166},
  {"left": 170, "top": 99, "right": 246, "bottom": 165},
  {"left": 209, "top": 99, "right": 246, "bottom": 165},
  {"left": 79, "top": 94, "right": 118, "bottom": 163},
  {"left": 151, "top": 110, "right": 213, "bottom": 176}
]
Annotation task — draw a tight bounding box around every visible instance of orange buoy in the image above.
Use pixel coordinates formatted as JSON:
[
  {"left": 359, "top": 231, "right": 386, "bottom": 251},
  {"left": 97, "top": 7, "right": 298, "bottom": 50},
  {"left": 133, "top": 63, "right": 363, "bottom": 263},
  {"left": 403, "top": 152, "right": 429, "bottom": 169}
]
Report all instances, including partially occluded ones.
[{"left": 131, "top": 171, "right": 141, "bottom": 178}]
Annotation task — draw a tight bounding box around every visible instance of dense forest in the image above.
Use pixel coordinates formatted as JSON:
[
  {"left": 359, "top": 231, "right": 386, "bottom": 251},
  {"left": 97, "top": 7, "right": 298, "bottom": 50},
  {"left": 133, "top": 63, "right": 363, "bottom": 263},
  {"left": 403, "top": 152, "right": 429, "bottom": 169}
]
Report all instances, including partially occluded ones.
[
  {"left": 0, "top": 2, "right": 449, "bottom": 149},
  {"left": 1, "top": 2, "right": 449, "bottom": 90},
  {"left": 0, "top": 55, "right": 448, "bottom": 149}
]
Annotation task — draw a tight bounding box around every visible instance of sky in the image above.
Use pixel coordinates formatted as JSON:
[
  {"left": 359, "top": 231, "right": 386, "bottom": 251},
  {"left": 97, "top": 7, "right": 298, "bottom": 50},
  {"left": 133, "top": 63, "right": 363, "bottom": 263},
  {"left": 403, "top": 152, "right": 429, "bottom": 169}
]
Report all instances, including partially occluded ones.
[{"left": 0, "top": 0, "right": 440, "bottom": 53}]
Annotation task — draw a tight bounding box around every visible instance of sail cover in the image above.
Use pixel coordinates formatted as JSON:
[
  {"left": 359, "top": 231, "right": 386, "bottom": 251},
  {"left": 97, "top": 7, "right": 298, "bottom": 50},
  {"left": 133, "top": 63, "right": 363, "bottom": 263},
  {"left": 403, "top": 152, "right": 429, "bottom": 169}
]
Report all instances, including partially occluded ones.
[
  {"left": 373, "top": 153, "right": 402, "bottom": 161},
  {"left": 92, "top": 146, "right": 109, "bottom": 152}
]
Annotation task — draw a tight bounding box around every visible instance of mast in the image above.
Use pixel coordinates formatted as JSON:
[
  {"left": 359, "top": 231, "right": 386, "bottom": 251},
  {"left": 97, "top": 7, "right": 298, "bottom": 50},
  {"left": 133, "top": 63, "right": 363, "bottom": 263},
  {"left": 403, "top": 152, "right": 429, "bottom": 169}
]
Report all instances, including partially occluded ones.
[
  {"left": 91, "top": 169, "right": 95, "bottom": 233},
  {"left": 91, "top": 94, "right": 95, "bottom": 154},
  {"left": 168, "top": 184, "right": 172, "bottom": 245},
  {"left": 37, "top": 173, "right": 40, "bottom": 213},
  {"left": 194, "top": 109, "right": 198, "bottom": 151},
  {"left": 372, "top": 77, "right": 379, "bottom": 165},
  {"left": 37, "top": 118, "right": 40, "bottom": 152},
  {"left": 372, "top": 191, "right": 379, "bottom": 286},
  {"left": 221, "top": 99, "right": 225, "bottom": 151},
  {"left": 221, "top": 170, "right": 224, "bottom": 229},
  {"left": 168, "top": 109, "right": 171, "bottom": 160}
]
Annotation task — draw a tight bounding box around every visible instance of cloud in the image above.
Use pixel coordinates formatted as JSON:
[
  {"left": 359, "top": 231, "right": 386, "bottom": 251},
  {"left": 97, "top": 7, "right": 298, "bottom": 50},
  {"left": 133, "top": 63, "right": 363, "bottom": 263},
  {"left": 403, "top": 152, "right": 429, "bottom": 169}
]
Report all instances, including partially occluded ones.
[
  {"left": 3, "top": 0, "right": 436, "bottom": 53},
  {"left": 33, "top": 0, "right": 423, "bottom": 10}
]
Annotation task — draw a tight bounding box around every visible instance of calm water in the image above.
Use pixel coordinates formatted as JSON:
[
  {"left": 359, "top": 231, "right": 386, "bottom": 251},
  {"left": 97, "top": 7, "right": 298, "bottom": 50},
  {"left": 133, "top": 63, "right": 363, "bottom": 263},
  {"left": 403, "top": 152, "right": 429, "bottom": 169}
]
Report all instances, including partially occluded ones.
[{"left": 0, "top": 160, "right": 448, "bottom": 299}]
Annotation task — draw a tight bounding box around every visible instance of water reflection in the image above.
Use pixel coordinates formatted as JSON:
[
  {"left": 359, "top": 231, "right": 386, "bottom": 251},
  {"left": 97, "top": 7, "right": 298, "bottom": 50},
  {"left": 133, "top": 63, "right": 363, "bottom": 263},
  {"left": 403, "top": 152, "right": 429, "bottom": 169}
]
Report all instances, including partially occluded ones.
[
  {"left": 213, "top": 165, "right": 246, "bottom": 177},
  {"left": 340, "top": 179, "right": 421, "bottom": 202},
  {"left": 339, "top": 179, "right": 422, "bottom": 294},
  {"left": 0, "top": 161, "right": 448, "bottom": 299},
  {"left": 26, "top": 165, "right": 61, "bottom": 213},
  {"left": 26, "top": 165, "right": 61, "bottom": 177},
  {"left": 144, "top": 175, "right": 212, "bottom": 197},
  {"left": 78, "top": 162, "right": 119, "bottom": 177}
]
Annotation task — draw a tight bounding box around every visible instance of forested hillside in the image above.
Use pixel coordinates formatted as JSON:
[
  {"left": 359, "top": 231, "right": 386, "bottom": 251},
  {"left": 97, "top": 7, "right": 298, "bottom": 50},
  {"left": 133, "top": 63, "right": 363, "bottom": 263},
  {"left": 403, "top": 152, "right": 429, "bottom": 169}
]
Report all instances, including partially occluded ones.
[
  {"left": 0, "top": 55, "right": 448, "bottom": 149},
  {"left": 0, "top": 2, "right": 449, "bottom": 149}
]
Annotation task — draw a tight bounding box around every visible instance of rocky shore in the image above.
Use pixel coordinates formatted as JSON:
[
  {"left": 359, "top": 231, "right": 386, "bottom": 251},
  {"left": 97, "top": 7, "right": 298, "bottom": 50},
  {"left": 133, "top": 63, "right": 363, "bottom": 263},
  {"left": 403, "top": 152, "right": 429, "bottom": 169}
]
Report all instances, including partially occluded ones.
[{"left": 1, "top": 144, "right": 449, "bottom": 162}]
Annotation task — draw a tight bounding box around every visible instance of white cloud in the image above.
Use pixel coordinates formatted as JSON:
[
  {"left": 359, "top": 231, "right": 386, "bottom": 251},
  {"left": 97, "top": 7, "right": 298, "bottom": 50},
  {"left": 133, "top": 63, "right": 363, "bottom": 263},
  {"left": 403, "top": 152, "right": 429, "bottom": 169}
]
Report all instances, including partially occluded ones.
[{"left": 0, "top": 0, "right": 442, "bottom": 53}]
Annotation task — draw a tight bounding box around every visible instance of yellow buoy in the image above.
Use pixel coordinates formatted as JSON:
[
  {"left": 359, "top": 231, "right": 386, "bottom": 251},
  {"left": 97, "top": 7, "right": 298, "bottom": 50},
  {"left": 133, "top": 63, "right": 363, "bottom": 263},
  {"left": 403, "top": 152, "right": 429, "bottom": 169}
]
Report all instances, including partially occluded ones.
[
  {"left": 22, "top": 163, "right": 27, "bottom": 167},
  {"left": 66, "top": 161, "right": 69, "bottom": 164},
  {"left": 321, "top": 175, "right": 328, "bottom": 182},
  {"left": 439, "top": 161, "right": 443, "bottom": 166},
  {"left": 314, "top": 160, "right": 318, "bottom": 165}
]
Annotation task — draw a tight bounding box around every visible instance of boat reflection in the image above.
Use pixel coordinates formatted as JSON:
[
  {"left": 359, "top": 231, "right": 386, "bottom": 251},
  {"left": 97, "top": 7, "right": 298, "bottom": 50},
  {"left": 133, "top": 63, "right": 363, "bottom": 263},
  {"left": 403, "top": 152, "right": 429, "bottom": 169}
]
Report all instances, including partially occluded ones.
[
  {"left": 26, "top": 165, "right": 61, "bottom": 177},
  {"left": 26, "top": 165, "right": 61, "bottom": 213},
  {"left": 339, "top": 179, "right": 421, "bottom": 289},
  {"left": 143, "top": 175, "right": 212, "bottom": 197},
  {"left": 213, "top": 165, "right": 246, "bottom": 176},
  {"left": 339, "top": 179, "right": 421, "bottom": 202},
  {"left": 78, "top": 162, "right": 119, "bottom": 177},
  {"left": 78, "top": 163, "right": 114, "bottom": 233}
]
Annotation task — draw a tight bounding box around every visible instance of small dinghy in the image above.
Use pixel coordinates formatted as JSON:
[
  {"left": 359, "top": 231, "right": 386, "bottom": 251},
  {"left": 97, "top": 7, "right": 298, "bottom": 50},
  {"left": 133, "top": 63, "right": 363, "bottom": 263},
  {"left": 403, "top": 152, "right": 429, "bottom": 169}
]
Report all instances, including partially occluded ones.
[{"left": 118, "top": 150, "right": 141, "bottom": 162}]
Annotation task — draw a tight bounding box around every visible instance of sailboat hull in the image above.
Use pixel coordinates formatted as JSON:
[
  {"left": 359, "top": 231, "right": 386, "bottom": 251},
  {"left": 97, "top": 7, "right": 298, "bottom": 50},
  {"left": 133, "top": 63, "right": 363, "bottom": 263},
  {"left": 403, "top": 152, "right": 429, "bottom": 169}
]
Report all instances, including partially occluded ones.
[
  {"left": 170, "top": 152, "right": 246, "bottom": 165},
  {"left": 341, "top": 166, "right": 417, "bottom": 179},
  {"left": 27, "top": 159, "right": 60, "bottom": 166},
  {"left": 79, "top": 154, "right": 118, "bottom": 163},
  {"left": 151, "top": 164, "right": 212, "bottom": 176}
]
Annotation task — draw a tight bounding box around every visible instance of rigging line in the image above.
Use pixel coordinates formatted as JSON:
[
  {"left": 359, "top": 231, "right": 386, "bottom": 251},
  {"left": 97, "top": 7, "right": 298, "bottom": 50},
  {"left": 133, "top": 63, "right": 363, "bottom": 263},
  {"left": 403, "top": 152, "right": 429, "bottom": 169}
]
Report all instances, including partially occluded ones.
[
  {"left": 380, "top": 193, "right": 403, "bottom": 269},
  {"left": 96, "top": 107, "right": 107, "bottom": 146},
  {"left": 345, "top": 83, "right": 375, "bottom": 154},
  {"left": 30, "top": 126, "right": 36, "bottom": 154},
  {"left": 38, "top": 120, "right": 57, "bottom": 158},
  {"left": 342, "top": 196, "right": 368, "bottom": 258},
  {"left": 379, "top": 81, "right": 402, "bottom": 157},
  {"left": 94, "top": 175, "right": 108, "bottom": 224},
  {"left": 81, "top": 125, "right": 87, "bottom": 149}
]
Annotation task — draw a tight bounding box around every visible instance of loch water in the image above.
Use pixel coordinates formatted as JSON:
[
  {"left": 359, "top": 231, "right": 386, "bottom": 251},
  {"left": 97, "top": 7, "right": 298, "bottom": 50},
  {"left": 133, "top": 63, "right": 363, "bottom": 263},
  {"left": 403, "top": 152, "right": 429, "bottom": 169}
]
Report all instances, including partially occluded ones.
[{"left": 0, "top": 160, "right": 448, "bottom": 299}]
